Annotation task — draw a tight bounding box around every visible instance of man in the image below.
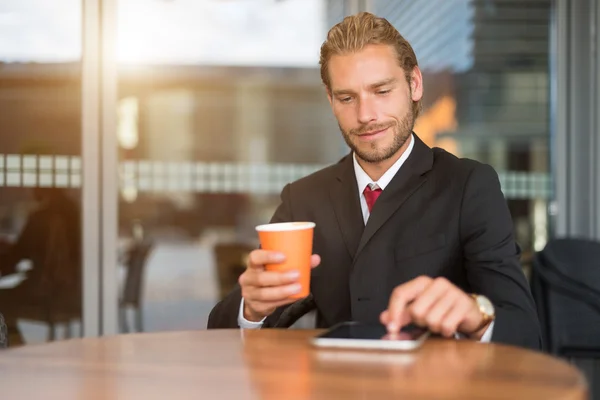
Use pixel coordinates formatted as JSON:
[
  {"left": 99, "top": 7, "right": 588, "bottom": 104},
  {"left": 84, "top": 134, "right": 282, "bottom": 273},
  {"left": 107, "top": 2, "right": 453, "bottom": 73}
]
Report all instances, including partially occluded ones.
[
  {"left": 208, "top": 12, "right": 541, "bottom": 349},
  {"left": 0, "top": 187, "right": 80, "bottom": 346}
]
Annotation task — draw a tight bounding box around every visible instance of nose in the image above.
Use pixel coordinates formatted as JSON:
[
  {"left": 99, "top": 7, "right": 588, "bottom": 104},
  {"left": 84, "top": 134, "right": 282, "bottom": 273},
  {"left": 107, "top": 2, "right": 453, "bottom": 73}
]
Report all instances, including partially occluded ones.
[{"left": 357, "top": 96, "right": 377, "bottom": 125}]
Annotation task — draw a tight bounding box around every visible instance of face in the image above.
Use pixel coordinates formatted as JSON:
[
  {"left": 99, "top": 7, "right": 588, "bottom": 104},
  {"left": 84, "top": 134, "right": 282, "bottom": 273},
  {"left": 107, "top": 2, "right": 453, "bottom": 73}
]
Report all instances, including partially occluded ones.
[{"left": 327, "top": 44, "right": 423, "bottom": 164}]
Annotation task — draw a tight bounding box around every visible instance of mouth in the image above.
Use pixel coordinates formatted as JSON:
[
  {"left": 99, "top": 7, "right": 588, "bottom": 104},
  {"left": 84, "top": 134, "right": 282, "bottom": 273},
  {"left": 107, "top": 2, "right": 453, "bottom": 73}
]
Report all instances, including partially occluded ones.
[{"left": 356, "top": 127, "right": 389, "bottom": 141}]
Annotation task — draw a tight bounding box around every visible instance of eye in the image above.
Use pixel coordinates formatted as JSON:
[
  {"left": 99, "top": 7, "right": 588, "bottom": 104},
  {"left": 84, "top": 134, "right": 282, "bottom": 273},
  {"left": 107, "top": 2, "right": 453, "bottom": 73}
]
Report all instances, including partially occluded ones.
[
  {"left": 338, "top": 97, "right": 353, "bottom": 104},
  {"left": 377, "top": 89, "right": 391, "bottom": 95}
]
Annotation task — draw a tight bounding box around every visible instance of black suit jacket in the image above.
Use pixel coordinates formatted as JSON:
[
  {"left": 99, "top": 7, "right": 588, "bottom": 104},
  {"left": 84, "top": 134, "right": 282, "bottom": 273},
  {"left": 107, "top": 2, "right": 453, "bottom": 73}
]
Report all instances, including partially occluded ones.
[{"left": 207, "top": 135, "right": 542, "bottom": 350}]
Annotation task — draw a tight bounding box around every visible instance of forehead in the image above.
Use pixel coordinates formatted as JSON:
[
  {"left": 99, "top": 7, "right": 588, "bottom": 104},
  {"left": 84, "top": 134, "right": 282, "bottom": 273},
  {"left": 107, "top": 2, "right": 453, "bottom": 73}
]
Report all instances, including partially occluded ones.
[{"left": 328, "top": 44, "right": 403, "bottom": 89}]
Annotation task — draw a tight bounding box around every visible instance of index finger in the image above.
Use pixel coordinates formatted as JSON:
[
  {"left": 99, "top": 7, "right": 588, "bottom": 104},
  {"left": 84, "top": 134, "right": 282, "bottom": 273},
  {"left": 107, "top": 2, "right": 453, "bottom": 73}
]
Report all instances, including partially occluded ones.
[
  {"left": 247, "top": 249, "right": 285, "bottom": 269},
  {"left": 385, "top": 276, "right": 433, "bottom": 333}
]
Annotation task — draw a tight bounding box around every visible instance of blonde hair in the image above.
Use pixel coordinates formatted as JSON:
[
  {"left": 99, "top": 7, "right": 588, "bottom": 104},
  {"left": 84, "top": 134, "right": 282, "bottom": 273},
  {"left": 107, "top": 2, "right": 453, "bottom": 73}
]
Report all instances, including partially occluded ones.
[{"left": 319, "top": 12, "right": 421, "bottom": 119}]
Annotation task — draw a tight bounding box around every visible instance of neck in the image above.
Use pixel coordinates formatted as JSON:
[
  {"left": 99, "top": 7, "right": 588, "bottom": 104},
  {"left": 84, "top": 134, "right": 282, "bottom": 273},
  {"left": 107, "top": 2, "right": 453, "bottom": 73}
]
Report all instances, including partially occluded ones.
[{"left": 356, "top": 135, "right": 413, "bottom": 181}]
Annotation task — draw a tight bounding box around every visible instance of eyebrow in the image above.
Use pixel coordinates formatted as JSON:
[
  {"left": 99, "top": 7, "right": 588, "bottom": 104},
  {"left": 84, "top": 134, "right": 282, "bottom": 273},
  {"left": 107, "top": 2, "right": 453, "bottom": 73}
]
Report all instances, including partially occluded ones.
[
  {"left": 332, "top": 77, "right": 398, "bottom": 97},
  {"left": 369, "top": 77, "right": 397, "bottom": 89}
]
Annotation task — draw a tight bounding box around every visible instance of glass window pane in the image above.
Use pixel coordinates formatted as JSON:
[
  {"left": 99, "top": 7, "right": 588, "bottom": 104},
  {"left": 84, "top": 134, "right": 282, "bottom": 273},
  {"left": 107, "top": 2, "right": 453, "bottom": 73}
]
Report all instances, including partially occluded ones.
[
  {"left": 373, "top": 0, "right": 551, "bottom": 265},
  {"left": 0, "top": 0, "right": 82, "bottom": 347},
  {"left": 117, "top": 0, "right": 326, "bottom": 66},
  {"left": 114, "top": 0, "right": 552, "bottom": 334},
  {"left": 116, "top": 0, "right": 349, "bottom": 333}
]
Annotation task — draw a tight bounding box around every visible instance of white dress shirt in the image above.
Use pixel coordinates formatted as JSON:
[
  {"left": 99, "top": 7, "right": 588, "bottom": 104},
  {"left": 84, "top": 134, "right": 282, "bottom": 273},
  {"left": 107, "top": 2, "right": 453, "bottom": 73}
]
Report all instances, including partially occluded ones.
[
  {"left": 238, "top": 134, "right": 493, "bottom": 342},
  {"left": 353, "top": 133, "right": 415, "bottom": 223}
]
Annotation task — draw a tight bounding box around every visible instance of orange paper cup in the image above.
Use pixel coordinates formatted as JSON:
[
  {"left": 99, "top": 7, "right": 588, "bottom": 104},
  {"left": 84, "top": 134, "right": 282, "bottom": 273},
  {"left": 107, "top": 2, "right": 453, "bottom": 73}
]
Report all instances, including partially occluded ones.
[{"left": 255, "top": 222, "right": 316, "bottom": 299}]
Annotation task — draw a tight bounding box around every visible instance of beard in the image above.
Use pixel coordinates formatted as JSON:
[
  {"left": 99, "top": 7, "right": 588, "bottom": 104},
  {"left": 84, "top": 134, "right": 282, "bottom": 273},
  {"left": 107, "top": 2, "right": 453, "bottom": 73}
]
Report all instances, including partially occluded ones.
[{"left": 340, "top": 106, "right": 414, "bottom": 164}]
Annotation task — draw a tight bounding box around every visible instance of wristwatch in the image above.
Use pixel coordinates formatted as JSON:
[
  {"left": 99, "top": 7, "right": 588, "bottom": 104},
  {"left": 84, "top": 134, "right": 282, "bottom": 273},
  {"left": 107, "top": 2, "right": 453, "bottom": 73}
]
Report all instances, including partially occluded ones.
[{"left": 471, "top": 294, "right": 495, "bottom": 331}]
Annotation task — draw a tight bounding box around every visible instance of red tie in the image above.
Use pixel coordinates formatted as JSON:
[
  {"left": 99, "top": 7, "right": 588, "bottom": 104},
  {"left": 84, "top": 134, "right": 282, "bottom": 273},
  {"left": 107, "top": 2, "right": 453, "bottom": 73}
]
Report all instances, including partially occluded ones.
[{"left": 363, "top": 185, "right": 382, "bottom": 213}]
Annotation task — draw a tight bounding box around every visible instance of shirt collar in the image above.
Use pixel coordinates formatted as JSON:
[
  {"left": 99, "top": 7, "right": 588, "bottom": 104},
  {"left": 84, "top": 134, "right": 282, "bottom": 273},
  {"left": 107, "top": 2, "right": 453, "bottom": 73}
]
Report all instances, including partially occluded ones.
[{"left": 353, "top": 133, "right": 415, "bottom": 193}]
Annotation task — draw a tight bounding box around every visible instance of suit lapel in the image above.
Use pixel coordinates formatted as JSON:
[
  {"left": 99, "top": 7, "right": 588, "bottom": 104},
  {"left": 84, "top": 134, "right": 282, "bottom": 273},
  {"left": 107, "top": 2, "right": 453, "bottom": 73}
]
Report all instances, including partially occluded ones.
[
  {"left": 355, "top": 135, "right": 434, "bottom": 258},
  {"left": 329, "top": 155, "right": 365, "bottom": 259}
]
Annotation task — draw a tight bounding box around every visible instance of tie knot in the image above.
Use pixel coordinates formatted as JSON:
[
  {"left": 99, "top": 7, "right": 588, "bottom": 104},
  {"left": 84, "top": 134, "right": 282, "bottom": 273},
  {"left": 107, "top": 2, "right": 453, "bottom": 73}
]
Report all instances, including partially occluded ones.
[{"left": 363, "top": 184, "right": 382, "bottom": 213}]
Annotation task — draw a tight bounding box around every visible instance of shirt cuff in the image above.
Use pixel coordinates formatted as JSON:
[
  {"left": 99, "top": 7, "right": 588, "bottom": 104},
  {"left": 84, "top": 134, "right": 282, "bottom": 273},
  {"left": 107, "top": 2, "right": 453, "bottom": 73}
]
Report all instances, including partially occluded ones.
[
  {"left": 237, "top": 298, "right": 265, "bottom": 329},
  {"left": 479, "top": 320, "right": 494, "bottom": 342},
  {"left": 453, "top": 320, "right": 495, "bottom": 342}
]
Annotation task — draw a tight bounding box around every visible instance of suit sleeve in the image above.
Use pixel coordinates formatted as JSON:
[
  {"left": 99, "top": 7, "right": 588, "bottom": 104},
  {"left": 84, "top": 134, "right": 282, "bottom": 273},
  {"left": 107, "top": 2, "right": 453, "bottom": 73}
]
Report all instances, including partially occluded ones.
[
  {"left": 460, "top": 163, "right": 542, "bottom": 350},
  {"left": 207, "top": 184, "right": 295, "bottom": 329}
]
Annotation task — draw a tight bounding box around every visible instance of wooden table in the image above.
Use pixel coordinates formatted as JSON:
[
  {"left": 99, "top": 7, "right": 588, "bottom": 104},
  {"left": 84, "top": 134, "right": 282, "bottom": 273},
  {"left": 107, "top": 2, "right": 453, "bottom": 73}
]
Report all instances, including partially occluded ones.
[{"left": 0, "top": 329, "right": 588, "bottom": 399}]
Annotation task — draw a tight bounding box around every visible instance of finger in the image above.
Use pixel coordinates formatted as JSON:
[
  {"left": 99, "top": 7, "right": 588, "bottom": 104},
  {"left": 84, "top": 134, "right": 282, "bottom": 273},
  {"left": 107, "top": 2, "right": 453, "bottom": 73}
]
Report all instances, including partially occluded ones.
[
  {"left": 417, "top": 291, "right": 459, "bottom": 334},
  {"left": 386, "top": 276, "right": 432, "bottom": 333},
  {"left": 248, "top": 250, "right": 285, "bottom": 269},
  {"left": 310, "top": 254, "right": 321, "bottom": 268},
  {"left": 238, "top": 268, "right": 262, "bottom": 288},
  {"left": 380, "top": 309, "right": 390, "bottom": 325},
  {"left": 408, "top": 277, "right": 451, "bottom": 327},
  {"left": 240, "top": 269, "right": 301, "bottom": 289},
  {"left": 440, "top": 297, "right": 473, "bottom": 338},
  {"left": 243, "top": 282, "right": 303, "bottom": 302},
  {"left": 380, "top": 308, "right": 412, "bottom": 327}
]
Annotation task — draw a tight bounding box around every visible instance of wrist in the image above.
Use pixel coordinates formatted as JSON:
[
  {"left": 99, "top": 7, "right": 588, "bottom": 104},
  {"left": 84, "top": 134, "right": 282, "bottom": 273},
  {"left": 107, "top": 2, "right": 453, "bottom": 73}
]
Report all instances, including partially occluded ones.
[
  {"left": 466, "top": 294, "right": 495, "bottom": 339},
  {"left": 467, "top": 319, "right": 492, "bottom": 340},
  {"left": 243, "top": 304, "right": 265, "bottom": 322}
]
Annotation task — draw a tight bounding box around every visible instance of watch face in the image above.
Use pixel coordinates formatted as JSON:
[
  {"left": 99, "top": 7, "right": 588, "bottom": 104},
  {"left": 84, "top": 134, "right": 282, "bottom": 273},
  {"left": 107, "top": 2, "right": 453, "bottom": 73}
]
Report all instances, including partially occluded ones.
[{"left": 477, "top": 295, "right": 495, "bottom": 316}]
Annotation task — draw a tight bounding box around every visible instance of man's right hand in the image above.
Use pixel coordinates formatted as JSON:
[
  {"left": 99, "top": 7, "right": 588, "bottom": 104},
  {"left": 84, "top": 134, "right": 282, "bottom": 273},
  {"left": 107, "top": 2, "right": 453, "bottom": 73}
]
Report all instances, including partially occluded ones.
[{"left": 239, "top": 249, "right": 321, "bottom": 322}]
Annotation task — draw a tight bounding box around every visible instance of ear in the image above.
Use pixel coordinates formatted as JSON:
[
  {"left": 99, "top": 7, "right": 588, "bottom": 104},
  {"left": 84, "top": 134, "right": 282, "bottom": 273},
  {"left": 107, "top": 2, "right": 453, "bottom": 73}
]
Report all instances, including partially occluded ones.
[{"left": 409, "top": 66, "right": 423, "bottom": 102}]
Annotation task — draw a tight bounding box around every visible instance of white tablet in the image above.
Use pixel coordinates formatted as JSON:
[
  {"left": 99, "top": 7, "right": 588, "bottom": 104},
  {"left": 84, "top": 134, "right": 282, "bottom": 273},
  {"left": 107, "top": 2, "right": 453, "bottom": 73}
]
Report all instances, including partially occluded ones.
[{"left": 310, "top": 322, "right": 430, "bottom": 351}]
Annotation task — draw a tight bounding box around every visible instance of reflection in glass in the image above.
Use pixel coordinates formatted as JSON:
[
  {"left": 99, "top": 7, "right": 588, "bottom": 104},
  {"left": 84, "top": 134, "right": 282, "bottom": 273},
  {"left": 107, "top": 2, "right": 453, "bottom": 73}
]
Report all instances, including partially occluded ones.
[
  {"left": 114, "top": 0, "right": 552, "bottom": 333},
  {"left": 373, "top": 0, "right": 551, "bottom": 268},
  {"left": 0, "top": 0, "right": 82, "bottom": 346},
  {"left": 0, "top": 0, "right": 81, "bottom": 63},
  {"left": 117, "top": 0, "right": 326, "bottom": 66},
  {"left": 115, "top": 0, "right": 347, "bottom": 333}
]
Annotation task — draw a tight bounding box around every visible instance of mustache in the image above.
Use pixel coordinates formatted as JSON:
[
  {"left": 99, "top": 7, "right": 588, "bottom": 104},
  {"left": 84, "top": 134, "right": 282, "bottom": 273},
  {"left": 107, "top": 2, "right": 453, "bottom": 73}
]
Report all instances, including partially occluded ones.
[{"left": 350, "top": 121, "right": 396, "bottom": 136}]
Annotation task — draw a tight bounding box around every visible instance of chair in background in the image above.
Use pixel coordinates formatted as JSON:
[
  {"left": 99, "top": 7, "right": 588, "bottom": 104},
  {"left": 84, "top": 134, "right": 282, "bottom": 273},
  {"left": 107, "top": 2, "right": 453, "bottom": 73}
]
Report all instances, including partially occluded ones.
[
  {"left": 4, "top": 214, "right": 81, "bottom": 342},
  {"left": 119, "top": 241, "right": 154, "bottom": 333},
  {"left": 15, "top": 297, "right": 81, "bottom": 341},
  {"left": 531, "top": 237, "right": 600, "bottom": 399},
  {"left": 213, "top": 243, "right": 254, "bottom": 300}
]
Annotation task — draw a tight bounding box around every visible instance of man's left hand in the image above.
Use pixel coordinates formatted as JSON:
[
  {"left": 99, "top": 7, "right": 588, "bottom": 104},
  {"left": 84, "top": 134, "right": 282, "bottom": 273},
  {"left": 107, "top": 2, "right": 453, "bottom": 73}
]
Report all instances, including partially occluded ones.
[{"left": 380, "top": 276, "right": 490, "bottom": 340}]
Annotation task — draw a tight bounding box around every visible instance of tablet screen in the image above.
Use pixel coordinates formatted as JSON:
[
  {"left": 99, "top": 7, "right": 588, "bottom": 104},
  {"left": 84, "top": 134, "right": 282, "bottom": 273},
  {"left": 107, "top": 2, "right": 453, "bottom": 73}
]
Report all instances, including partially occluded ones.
[{"left": 318, "top": 322, "right": 428, "bottom": 341}]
